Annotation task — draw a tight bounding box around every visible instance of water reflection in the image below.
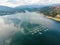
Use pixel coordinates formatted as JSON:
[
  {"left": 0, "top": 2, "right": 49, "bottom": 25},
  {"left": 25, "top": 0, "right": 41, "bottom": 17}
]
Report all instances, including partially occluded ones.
[{"left": 0, "top": 11, "right": 60, "bottom": 45}]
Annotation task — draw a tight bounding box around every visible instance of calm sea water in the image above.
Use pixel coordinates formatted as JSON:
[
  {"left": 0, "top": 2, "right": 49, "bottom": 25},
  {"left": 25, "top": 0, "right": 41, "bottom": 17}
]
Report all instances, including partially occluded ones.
[
  {"left": 0, "top": 12, "right": 60, "bottom": 45},
  {"left": 9, "top": 12, "right": 60, "bottom": 45}
]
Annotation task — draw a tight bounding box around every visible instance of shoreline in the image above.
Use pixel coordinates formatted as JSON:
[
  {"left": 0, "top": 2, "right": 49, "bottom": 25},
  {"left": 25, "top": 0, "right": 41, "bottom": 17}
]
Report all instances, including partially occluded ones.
[{"left": 46, "top": 16, "right": 60, "bottom": 22}]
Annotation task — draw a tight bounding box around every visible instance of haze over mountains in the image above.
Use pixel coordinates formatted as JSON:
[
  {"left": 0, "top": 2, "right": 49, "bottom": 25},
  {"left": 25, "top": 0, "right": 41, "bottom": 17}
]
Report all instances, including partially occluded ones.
[
  {"left": 0, "top": 5, "right": 43, "bottom": 15},
  {"left": 0, "top": 4, "right": 60, "bottom": 17},
  {"left": 0, "top": 6, "right": 16, "bottom": 15}
]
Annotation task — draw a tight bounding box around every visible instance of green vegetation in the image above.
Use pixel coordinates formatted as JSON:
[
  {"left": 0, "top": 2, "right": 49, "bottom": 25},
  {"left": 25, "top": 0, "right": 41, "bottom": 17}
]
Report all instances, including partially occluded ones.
[{"left": 40, "top": 6, "right": 58, "bottom": 17}]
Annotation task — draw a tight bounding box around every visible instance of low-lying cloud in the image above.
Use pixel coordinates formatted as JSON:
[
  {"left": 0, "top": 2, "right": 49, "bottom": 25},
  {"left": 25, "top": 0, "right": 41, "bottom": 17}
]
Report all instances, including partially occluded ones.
[{"left": 0, "top": 11, "right": 59, "bottom": 45}]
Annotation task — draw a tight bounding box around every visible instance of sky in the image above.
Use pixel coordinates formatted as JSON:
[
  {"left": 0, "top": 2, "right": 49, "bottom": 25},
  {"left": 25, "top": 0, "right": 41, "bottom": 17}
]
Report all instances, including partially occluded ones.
[{"left": 0, "top": 0, "right": 60, "bottom": 7}]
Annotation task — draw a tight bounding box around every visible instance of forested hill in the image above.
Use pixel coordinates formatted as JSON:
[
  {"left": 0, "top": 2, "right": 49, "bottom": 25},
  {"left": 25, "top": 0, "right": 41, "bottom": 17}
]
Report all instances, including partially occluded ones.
[{"left": 40, "top": 5, "right": 60, "bottom": 17}]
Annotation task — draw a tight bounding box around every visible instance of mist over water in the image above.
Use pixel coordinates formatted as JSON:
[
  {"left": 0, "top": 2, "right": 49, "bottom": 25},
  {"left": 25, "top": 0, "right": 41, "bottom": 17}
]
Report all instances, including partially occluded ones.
[
  {"left": 11, "top": 11, "right": 60, "bottom": 30},
  {"left": 0, "top": 11, "right": 60, "bottom": 45}
]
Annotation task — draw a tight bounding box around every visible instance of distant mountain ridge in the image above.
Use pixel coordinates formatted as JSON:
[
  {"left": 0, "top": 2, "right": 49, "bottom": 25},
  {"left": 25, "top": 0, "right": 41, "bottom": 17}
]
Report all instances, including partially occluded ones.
[
  {"left": 0, "top": 6, "right": 16, "bottom": 15},
  {"left": 0, "top": 4, "right": 60, "bottom": 16},
  {"left": 14, "top": 5, "right": 45, "bottom": 13},
  {"left": 0, "top": 5, "right": 42, "bottom": 15}
]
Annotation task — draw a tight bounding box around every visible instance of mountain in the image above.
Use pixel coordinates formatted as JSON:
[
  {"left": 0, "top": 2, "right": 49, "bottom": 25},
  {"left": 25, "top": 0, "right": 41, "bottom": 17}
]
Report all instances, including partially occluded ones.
[
  {"left": 14, "top": 4, "right": 60, "bottom": 14},
  {"left": 0, "top": 4, "right": 60, "bottom": 16},
  {"left": 14, "top": 5, "right": 45, "bottom": 13},
  {"left": 39, "top": 4, "right": 60, "bottom": 17},
  {"left": 0, "top": 5, "right": 44, "bottom": 15},
  {"left": 38, "top": 4, "right": 60, "bottom": 21},
  {"left": 0, "top": 6, "right": 16, "bottom": 15}
]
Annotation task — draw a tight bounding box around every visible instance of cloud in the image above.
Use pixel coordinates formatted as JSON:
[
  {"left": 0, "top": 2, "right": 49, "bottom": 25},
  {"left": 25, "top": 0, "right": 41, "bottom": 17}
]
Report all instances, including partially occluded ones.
[
  {"left": 6, "top": 11, "right": 55, "bottom": 45},
  {"left": 0, "top": 11, "right": 59, "bottom": 45},
  {"left": 0, "top": 0, "right": 60, "bottom": 7},
  {"left": 0, "top": 0, "right": 7, "bottom": 3},
  {"left": 0, "top": 17, "right": 17, "bottom": 37},
  {"left": 0, "top": 16, "right": 19, "bottom": 45}
]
